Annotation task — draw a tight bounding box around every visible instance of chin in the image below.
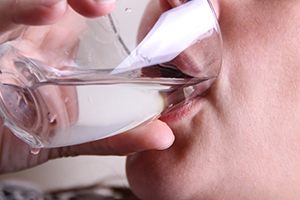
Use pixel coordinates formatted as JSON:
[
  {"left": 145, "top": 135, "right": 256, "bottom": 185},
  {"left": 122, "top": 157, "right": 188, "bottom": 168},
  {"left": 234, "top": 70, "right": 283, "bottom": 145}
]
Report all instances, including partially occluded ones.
[
  {"left": 126, "top": 148, "right": 210, "bottom": 200},
  {"left": 126, "top": 92, "right": 218, "bottom": 200},
  {"left": 126, "top": 150, "right": 181, "bottom": 200},
  {"left": 126, "top": 139, "right": 206, "bottom": 200}
]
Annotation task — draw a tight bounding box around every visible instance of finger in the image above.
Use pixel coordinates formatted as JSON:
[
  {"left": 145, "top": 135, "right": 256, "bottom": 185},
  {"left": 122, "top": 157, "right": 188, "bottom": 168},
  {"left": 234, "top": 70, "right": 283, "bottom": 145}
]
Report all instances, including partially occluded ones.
[
  {"left": 0, "top": 0, "right": 68, "bottom": 34},
  {"left": 67, "top": 0, "right": 116, "bottom": 18},
  {"left": 98, "top": 120, "right": 175, "bottom": 155},
  {"left": 50, "top": 120, "right": 174, "bottom": 157}
]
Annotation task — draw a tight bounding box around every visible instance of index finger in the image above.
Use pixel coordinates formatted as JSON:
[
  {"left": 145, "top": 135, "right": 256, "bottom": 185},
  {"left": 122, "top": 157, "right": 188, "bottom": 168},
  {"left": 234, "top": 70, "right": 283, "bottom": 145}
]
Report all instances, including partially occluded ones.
[{"left": 0, "top": 0, "right": 115, "bottom": 35}]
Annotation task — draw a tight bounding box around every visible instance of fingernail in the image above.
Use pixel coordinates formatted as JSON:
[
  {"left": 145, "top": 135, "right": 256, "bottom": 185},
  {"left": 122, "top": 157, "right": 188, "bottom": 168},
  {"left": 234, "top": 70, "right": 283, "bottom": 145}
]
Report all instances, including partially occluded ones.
[
  {"left": 93, "top": 0, "right": 116, "bottom": 4},
  {"left": 40, "top": 0, "right": 67, "bottom": 7}
]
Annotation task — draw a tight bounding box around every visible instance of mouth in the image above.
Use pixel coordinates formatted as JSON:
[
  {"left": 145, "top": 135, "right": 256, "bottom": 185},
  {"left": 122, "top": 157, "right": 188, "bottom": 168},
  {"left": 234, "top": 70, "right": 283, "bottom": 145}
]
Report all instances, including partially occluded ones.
[
  {"left": 138, "top": 46, "right": 220, "bottom": 123},
  {"left": 155, "top": 28, "right": 222, "bottom": 122},
  {"left": 140, "top": 60, "right": 215, "bottom": 106},
  {"left": 159, "top": 77, "right": 217, "bottom": 124},
  {"left": 159, "top": 99, "right": 197, "bottom": 123}
]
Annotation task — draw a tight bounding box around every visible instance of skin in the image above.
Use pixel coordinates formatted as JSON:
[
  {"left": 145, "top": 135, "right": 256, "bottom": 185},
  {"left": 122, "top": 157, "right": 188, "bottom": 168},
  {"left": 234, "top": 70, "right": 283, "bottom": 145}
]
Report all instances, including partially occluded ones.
[
  {"left": 126, "top": 0, "right": 300, "bottom": 199},
  {"left": 1, "top": 0, "right": 300, "bottom": 199}
]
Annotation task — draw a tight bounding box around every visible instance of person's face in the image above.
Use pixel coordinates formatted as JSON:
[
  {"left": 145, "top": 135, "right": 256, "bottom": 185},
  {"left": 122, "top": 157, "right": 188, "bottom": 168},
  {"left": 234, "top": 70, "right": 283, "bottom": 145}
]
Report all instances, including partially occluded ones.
[{"left": 126, "top": 0, "right": 300, "bottom": 199}]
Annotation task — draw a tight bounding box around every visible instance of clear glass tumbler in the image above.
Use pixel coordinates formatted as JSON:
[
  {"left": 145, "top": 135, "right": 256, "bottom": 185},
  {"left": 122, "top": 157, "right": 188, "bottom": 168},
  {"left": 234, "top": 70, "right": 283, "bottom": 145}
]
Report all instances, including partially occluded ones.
[{"left": 0, "top": 0, "right": 222, "bottom": 148}]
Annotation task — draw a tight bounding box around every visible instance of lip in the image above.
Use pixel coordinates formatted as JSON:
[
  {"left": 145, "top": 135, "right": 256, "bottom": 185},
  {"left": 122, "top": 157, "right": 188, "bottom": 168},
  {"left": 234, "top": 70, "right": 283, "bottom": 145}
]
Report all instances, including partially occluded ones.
[
  {"left": 159, "top": 75, "right": 218, "bottom": 124},
  {"left": 159, "top": 96, "right": 201, "bottom": 124}
]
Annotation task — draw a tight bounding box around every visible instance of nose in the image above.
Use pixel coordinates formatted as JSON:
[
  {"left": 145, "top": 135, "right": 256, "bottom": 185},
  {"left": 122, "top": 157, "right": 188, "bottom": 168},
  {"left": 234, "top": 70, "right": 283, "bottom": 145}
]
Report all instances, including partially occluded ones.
[
  {"left": 158, "top": 0, "right": 222, "bottom": 100},
  {"left": 159, "top": 0, "right": 222, "bottom": 78},
  {"left": 160, "top": 0, "right": 219, "bottom": 16},
  {"left": 137, "top": 0, "right": 222, "bottom": 100}
]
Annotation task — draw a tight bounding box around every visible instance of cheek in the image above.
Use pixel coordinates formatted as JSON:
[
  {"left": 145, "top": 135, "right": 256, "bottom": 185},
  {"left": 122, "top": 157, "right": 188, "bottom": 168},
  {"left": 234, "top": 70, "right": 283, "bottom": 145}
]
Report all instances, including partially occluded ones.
[
  {"left": 126, "top": 99, "right": 227, "bottom": 199},
  {"left": 206, "top": 43, "right": 300, "bottom": 196},
  {"left": 127, "top": 0, "right": 300, "bottom": 199},
  {"left": 126, "top": 69, "right": 300, "bottom": 200},
  {"left": 126, "top": 149, "right": 209, "bottom": 199}
]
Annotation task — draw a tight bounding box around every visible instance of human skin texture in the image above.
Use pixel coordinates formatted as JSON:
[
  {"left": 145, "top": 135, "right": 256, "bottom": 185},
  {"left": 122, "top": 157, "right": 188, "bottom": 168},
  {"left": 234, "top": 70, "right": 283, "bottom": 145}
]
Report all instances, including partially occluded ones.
[
  {"left": 126, "top": 0, "right": 300, "bottom": 199},
  {"left": 1, "top": 0, "right": 300, "bottom": 199}
]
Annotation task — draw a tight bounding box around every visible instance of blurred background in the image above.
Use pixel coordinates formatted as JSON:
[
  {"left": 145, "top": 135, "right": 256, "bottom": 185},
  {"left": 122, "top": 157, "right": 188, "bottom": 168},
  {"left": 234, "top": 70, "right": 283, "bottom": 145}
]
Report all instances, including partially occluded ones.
[{"left": 0, "top": 156, "right": 128, "bottom": 191}]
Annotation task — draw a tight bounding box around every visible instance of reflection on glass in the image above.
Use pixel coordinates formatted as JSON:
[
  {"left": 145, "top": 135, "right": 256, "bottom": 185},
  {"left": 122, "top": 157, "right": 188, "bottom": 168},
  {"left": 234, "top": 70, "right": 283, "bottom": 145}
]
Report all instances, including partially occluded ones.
[{"left": 0, "top": 0, "right": 222, "bottom": 148}]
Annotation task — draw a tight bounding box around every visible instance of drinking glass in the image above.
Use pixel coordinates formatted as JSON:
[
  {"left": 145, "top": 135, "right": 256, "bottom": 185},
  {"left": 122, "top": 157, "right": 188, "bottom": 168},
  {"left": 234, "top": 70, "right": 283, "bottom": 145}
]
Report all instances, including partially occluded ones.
[{"left": 0, "top": 0, "right": 222, "bottom": 148}]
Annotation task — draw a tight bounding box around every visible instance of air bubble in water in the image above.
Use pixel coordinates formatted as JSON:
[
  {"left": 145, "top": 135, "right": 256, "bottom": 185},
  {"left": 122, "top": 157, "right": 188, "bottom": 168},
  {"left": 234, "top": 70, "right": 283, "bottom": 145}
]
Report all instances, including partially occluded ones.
[
  {"left": 47, "top": 112, "right": 57, "bottom": 125},
  {"left": 30, "top": 147, "right": 41, "bottom": 155}
]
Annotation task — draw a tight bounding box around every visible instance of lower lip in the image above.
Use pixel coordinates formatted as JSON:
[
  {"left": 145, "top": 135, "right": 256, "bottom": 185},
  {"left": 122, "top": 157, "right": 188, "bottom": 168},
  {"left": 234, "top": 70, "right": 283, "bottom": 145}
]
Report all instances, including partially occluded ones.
[
  {"left": 159, "top": 78, "right": 215, "bottom": 123},
  {"left": 159, "top": 98, "right": 198, "bottom": 123}
]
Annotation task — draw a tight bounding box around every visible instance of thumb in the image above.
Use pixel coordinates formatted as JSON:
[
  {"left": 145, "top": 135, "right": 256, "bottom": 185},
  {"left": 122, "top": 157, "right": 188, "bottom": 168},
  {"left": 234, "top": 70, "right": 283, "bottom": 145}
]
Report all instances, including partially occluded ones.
[
  {"left": 54, "top": 120, "right": 175, "bottom": 156},
  {"left": 0, "top": 0, "right": 68, "bottom": 33}
]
